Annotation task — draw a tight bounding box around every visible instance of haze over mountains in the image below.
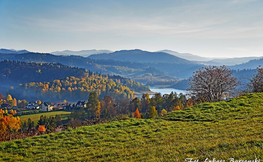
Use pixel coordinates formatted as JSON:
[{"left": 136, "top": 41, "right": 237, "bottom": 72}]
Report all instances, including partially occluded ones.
[
  {"left": 50, "top": 48, "right": 262, "bottom": 66},
  {"left": 1, "top": 48, "right": 263, "bottom": 90},
  {"left": 159, "top": 49, "right": 262, "bottom": 66},
  {"left": 89, "top": 49, "right": 192, "bottom": 64},
  {"left": 51, "top": 49, "right": 112, "bottom": 57}
]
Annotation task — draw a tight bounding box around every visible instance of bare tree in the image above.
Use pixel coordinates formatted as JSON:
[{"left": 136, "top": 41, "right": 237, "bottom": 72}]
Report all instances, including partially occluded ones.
[
  {"left": 187, "top": 65, "right": 238, "bottom": 102},
  {"left": 250, "top": 65, "right": 263, "bottom": 92}
]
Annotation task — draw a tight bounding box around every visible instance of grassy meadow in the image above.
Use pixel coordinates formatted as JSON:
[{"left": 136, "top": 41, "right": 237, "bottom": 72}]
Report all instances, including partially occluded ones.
[
  {"left": 19, "top": 111, "right": 71, "bottom": 123},
  {"left": 0, "top": 93, "right": 263, "bottom": 161}
]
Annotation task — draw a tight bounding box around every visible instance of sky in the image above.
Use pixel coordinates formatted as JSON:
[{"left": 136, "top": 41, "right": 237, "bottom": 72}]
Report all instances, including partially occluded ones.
[{"left": 0, "top": 0, "right": 263, "bottom": 58}]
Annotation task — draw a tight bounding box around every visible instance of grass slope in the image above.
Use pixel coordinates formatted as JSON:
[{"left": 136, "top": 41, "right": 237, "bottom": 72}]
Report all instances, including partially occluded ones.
[
  {"left": 19, "top": 111, "right": 71, "bottom": 123},
  {"left": 1, "top": 93, "right": 263, "bottom": 161}
]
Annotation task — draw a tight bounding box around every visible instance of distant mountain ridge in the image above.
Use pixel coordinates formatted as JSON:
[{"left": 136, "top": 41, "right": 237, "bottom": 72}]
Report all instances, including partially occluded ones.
[
  {"left": 158, "top": 50, "right": 211, "bottom": 61},
  {"left": 230, "top": 58, "right": 263, "bottom": 70},
  {"left": 0, "top": 48, "right": 29, "bottom": 54},
  {"left": 159, "top": 49, "right": 262, "bottom": 66},
  {"left": 51, "top": 49, "right": 112, "bottom": 57},
  {"left": 89, "top": 49, "right": 193, "bottom": 64},
  {"left": 198, "top": 57, "right": 262, "bottom": 66}
]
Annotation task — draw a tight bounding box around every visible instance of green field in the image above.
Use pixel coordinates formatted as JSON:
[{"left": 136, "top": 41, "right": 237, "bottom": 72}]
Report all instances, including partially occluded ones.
[
  {"left": 0, "top": 93, "right": 263, "bottom": 161},
  {"left": 19, "top": 111, "right": 71, "bottom": 123}
]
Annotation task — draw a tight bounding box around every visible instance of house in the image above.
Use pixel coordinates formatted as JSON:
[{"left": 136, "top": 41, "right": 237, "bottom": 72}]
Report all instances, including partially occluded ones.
[
  {"left": 54, "top": 102, "right": 67, "bottom": 110},
  {"left": 26, "top": 101, "right": 40, "bottom": 109},
  {"left": 40, "top": 102, "right": 53, "bottom": 112},
  {"left": 76, "top": 101, "right": 87, "bottom": 108}
]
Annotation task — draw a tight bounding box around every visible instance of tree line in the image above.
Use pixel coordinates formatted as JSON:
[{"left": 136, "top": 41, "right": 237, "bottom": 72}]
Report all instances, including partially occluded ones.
[{"left": 9, "top": 73, "right": 149, "bottom": 102}]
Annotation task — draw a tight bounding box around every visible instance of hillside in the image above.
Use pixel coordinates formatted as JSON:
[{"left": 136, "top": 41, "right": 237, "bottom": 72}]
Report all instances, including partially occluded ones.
[
  {"left": 0, "top": 60, "right": 86, "bottom": 84},
  {"left": 1, "top": 93, "right": 262, "bottom": 161},
  {"left": 0, "top": 52, "right": 178, "bottom": 81},
  {"left": 230, "top": 58, "right": 263, "bottom": 70},
  {"left": 0, "top": 60, "right": 87, "bottom": 93},
  {"left": 8, "top": 73, "right": 150, "bottom": 102},
  {"left": 89, "top": 49, "right": 193, "bottom": 64}
]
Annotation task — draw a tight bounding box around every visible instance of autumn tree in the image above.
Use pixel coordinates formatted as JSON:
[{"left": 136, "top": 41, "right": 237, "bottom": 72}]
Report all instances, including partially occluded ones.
[
  {"left": 148, "top": 106, "right": 158, "bottom": 118},
  {"left": 6, "top": 94, "right": 14, "bottom": 106},
  {"left": 187, "top": 65, "right": 238, "bottom": 102},
  {"left": 160, "top": 109, "right": 167, "bottom": 116},
  {"left": 134, "top": 108, "right": 141, "bottom": 119},
  {"left": 38, "top": 125, "right": 46, "bottom": 132},
  {"left": 0, "top": 113, "right": 21, "bottom": 132},
  {"left": 13, "top": 98, "right": 17, "bottom": 107},
  {"left": 96, "top": 102, "right": 101, "bottom": 119},
  {"left": 101, "top": 95, "right": 116, "bottom": 118},
  {"left": 185, "top": 98, "right": 195, "bottom": 108}
]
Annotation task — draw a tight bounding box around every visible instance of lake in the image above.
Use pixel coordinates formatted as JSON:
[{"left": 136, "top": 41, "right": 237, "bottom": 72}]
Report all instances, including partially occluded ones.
[{"left": 150, "top": 87, "right": 186, "bottom": 96}]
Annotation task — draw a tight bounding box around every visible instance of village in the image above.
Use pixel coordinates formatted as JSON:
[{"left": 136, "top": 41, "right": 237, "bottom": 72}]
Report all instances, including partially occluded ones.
[{"left": 0, "top": 100, "right": 87, "bottom": 115}]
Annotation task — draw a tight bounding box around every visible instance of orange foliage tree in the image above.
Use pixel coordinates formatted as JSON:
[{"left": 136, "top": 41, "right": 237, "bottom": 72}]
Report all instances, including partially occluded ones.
[
  {"left": 38, "top": 125, "right": 46, "bottom": 132},
  {"left": 0, "top": 112, "right": 21, "bottom": 132},
  {"left": 174, "top": 106, "right": 181, "bottom": 110},
  {"left": 134, "top": 108, "right": 141, "bottom": 119}
]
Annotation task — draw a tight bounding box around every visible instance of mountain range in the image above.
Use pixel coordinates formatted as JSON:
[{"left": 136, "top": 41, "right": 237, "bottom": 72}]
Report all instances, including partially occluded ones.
[
  {"left": 1, "top": 48, "right": 262, "bottom": 90},
  {"left": 0, "top": 48, "right": 29, "bottom": 54},
  {"left": 51, "top": 49, "right": 112, "bottom": 57},
  {"left": 89, "top": 49, "right": 192, "bottom": 64}
]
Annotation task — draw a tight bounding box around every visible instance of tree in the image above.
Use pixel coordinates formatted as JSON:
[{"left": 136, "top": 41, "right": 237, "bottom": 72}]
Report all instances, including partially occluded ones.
[
  {"left": 160, "top": 109, "right": 167, "bottom": 116},
  {"left": 148, "top": 106, "right": 158, "bottom": 118},
  {"left": 130, "top": 97, "right": 142, "bottom": 112},
  {"left": 6, "top": 94, "right": 14, "bottom": 106},
  {"left": 187, "top": 65, "right": 238, "bottom": 102},
  {"left": 250, "top": 66, "right": 263, "bottom": 92},
  {"left": 185, "top": 98, "right": 194, "bottom": 108},
  {"left": 38, "top": 125, "right": 46, "bottom": 132},
  {"left": 87, "top": 92, "right": 99, "bottom": 118},
  {"left": 102, "top": 96, "right": 116, "bottom": 118},
  {"left": 134, "top": 108, "right": 141, "bottom": 119},
  {"left": 96, "top": 102, "right": 101, "bottom": 119},
  {"left": 13, "top": 98, "right": 17, "bottom": 107}
]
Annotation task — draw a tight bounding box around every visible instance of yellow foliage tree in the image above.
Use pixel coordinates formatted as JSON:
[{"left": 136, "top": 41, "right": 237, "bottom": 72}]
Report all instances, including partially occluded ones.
[
  {"left": 0, "top": 114, "right": 21, "bottom": 132},
  {"left": 96, "top": 102, "right": 101, "bottom": 119},
  {"left": 6, "top": 94, "right": 12, "bottom": 102},
  {"left": 149, "top": 106, "right": 158, "bottom": 118},
  {"left": 160, "top": 109, "right": 167, "bottom": 116},
  {"left": 9, "top": 116, "right": 21, "bottom": 132},
  {"left": 10, "top": 109, "right": 15, "bottom": 115}
]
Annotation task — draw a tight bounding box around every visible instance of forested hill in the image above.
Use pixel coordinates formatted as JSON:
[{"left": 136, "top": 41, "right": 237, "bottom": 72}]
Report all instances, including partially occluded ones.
[
  {"left": 89, "top": 49, "right": 193, "bottom": 64},
  {"left": 0, "top": 60, "right": 150, "bottom": 95},
  {"left": 9, "top": 73, "right": 146, "bottom": 102},
  {"left": 0, "top": 60, "right": 87, "bottom": 92},
  {"left": 0, "top": 52, "right": 167, "bottom": 79},
  {"left": 230, "top": 57, "right": 263, "bottom": 70}
]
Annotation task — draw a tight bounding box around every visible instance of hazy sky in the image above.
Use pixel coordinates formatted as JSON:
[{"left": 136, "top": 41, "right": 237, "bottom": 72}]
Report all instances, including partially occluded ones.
[{"left": 1, "top": 0, "right": 263, "bottom": 58}]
